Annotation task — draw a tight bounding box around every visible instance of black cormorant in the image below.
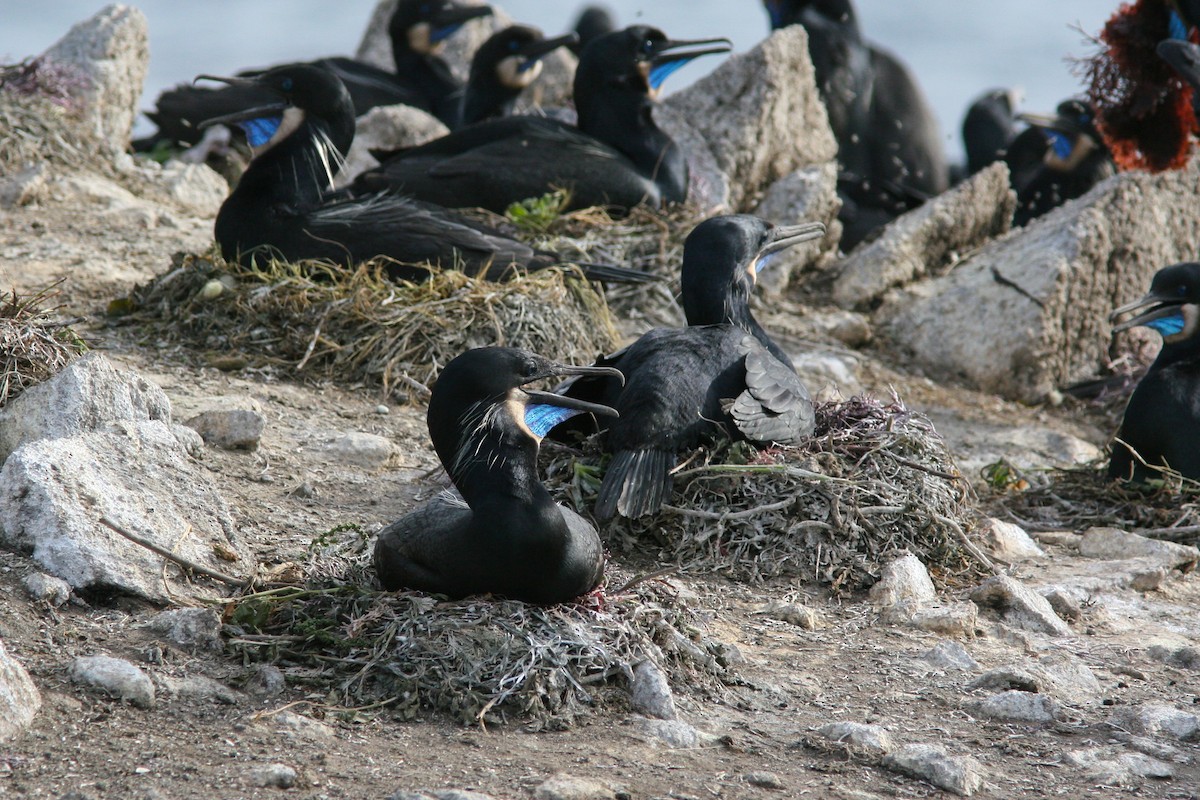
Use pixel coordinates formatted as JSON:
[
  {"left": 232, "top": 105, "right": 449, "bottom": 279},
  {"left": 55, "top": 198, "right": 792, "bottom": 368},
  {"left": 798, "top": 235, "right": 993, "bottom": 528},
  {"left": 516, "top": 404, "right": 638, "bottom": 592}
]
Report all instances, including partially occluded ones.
[
  {"left": 373, "top": 347, "right": 622, "bottom": 603},
  {"left": 459, "top": 26, "right": 579, "bottom": 126},
  {"left": 960, "top": 88, "right": 1022, "bottom": 178},
  {"left": 1013, "top": 99, "right": 1115, "bottom": 227},
  {"left": 350, "top": 25, "right": 732, "bottom": 213},
  {"left": 562, "top": 215, "right": 825, "bottom": 520},
  {"left": 1108, "top": 262, "right": 1200, "bottom": 481},
  {"left": 1159, "top": 38, "right": 1200, "bottom": 91},
  {"left": 570, "top": 5, "right": 618, "bottom": 56},
  {"left": 199, "top": 64, "right": 652, "bottom": 283}
]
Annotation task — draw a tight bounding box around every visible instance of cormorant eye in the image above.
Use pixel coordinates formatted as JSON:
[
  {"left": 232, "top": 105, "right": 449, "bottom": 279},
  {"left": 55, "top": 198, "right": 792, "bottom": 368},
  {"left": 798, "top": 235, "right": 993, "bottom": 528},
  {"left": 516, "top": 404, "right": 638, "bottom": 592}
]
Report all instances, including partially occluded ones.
[
  {"left": 642, "top": 39, "right": 656, "bottom": 55},
  {"left": 280, "top": 77, "right": 293, "bottom": 93},
  {"left": 1179, "top": 284, "right": 1190, "bottom": 297},
  {"left": 509, "top": 39, "right": 520, "bottom": 52}
]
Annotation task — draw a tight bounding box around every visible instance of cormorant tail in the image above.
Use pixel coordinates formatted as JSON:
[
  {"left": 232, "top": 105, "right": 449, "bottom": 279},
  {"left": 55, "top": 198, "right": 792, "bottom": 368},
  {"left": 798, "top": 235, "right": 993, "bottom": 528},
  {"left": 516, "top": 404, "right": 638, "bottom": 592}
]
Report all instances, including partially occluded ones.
[{"left": 595, "top": 448, "right": 674, "bottom": 520}]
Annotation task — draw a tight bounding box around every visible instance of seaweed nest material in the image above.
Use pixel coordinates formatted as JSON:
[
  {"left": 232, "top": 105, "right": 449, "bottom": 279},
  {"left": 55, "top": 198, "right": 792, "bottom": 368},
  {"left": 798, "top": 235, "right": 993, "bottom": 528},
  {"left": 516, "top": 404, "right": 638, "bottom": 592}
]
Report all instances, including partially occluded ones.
[
  {"left": 0, "top": 59, "right": 98, "bottom": 172},
  {"left": 226, "top": 530, "right": 734, "bottom": 730},
  {"left": 117, "top": 251, "right": 619, "bottom": 398},
  {"left": 0, "top": 286, "right": 87, "bottom": 407},
  {"left": 548, "top": 395, "right": 981, "bottom": 592}
]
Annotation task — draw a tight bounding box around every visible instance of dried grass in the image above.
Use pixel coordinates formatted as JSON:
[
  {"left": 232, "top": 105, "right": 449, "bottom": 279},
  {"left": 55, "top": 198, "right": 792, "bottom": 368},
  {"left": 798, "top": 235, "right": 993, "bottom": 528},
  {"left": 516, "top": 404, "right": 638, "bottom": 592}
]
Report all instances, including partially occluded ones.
[
  {"left": 226, "top": 529, "right": 734, "bottom": 730},
  {"left": 0, "top": 286, "right": 87, "bottom": 408},
  {"left": 547, "top": 395, "right": 982, "bottom": 592},
  {"left": 118, "top": 251, "right": 619, "bottom": 397}
]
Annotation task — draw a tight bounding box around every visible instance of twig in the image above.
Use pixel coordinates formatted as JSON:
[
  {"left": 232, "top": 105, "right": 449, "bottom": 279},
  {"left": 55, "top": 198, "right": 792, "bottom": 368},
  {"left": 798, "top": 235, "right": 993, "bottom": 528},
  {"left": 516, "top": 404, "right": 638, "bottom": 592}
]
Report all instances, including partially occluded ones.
[
  {"left": 612, "top": 565, "right": 679, "bottom": 594},
  {"left": 99, "top": 516, "right": 248, "bottom": 588},
  {"left": 934, "top": 513, "right": 1000, "bottom": 575}
]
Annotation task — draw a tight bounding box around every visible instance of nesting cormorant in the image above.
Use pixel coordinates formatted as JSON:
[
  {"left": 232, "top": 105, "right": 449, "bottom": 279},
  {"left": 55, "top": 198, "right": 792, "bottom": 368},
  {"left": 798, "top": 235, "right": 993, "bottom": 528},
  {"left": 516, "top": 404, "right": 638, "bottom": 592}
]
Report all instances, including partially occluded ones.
[
  {"left": 135, "top": 0, "right": 491, "bottom": 150},
  {"left": 570, "top": 5, "right": 618, "bottom": 56},
  {"left": 764, "top": 0, "right": 948, "bottom": 249},
  {"left": 200, "top": 64, "right": 652, "bottom": 283},
  {"left": 562, "top": 215, "right": 824, "bottom": 520},
  {"left": 350, "top": 25, "right": 732, "bottom": 213},
  {"left": 459, "top": 26, "right": 579, "bottom": 126},
  {"left": 1012, "top": 99, "right": 1115, "bottom": 227},
  {"left": 374, "top": 347, "right": 622, "bottom": 603},
  {"left": 1108, "top": 262, "right": 1200, "bottom": 482}
]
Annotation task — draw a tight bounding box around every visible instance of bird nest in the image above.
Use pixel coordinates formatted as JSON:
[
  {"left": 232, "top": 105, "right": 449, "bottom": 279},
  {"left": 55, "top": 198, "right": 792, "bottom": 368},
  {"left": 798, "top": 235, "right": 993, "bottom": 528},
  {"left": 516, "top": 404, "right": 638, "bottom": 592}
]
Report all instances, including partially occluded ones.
[
  {"left": 225, "top": 529, "right": 735, "bottom": 730},
  {"left": 0, "top": 286, "right": 87, "bottom": 408},
  {"left": 545, "top": 395, "right": 982, "bottom": 592},
  {"left": 0, "top": 59, "right": 98, "bottom": 173},
  {"left": 114, "top": 251, "right": 619, "bottom": 400}
]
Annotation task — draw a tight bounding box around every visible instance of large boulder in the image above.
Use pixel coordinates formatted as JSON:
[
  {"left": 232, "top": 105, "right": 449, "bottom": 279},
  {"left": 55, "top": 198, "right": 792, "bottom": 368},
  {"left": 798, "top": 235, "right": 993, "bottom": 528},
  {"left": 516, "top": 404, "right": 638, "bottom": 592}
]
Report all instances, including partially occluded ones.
[
  {"left": 0, "top": 638, "right": 41, "bottom": 742},
  {"left": 877, "top": 156, "right": 1200, "bottom": 403},
  {"left": 338, "top": 104, "right": 449, "bottom": 184},
  {"left": 39, "top": 4, "right": 149, "bottom": 158}
]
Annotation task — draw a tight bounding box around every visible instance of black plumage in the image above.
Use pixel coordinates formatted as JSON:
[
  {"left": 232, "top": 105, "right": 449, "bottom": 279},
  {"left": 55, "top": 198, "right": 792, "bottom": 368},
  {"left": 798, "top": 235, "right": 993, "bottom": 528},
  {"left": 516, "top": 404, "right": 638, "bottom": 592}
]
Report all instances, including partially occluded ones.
[
  {"left": 373, "top": 347, "right": 621, "bottom": 603},
  {"left": 1013, "top": 99, "right": 1115, "bottom": 227},
  {"left": 570, "top": 5, "right": 618, "bottom": 56},
  {"left": 201, "top": 64, "right": 652, "bottom": 284},
  {"left": 459, "top": 26, "right": 578, "bottom": 127},
  {"left": 350, "top": 25, "right": 731, "bottom": 213},
  {"left": 562, "top": 215, "right": 824, "bottom": 520},
  {"left": 961, "top": 88, "right": 1021, "bottom": 178},
  {"left": 1108, "top": 262, "right": 1200, "bottom": 482}
]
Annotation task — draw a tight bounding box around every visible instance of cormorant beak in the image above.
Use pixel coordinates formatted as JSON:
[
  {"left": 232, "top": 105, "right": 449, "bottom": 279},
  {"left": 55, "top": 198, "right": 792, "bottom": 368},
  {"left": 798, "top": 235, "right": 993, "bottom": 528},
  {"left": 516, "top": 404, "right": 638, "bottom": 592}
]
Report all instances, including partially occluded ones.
[
  {"left": 194, "top": 74, "right": 290, "bottom": 129},
  {"left": 519, "top": 31, "right": 579, "bottom": 64},
  {"left": 1159, "top": 40, "right": 1200, "bottom": 90},
  {"left": 645, "top": 36, "right": 733, "bottom": 91},
  {"left": 519, "top": 363, "right": 622, "bottom": 437},
  {"left": 1017, "top": 111, "right": 1082, "bottom": 135},
  {"left": 1110, "top": 291, "right": 1190, "bottom": 333},
  {"left": 524, "top": 390, "right": 619, "bottom": 419},
  {"left": 749, "top": 221, "right": 827, "bottom": 280},
  {"left": 430, "top": 2, "right": 493, "bottom": 41}
]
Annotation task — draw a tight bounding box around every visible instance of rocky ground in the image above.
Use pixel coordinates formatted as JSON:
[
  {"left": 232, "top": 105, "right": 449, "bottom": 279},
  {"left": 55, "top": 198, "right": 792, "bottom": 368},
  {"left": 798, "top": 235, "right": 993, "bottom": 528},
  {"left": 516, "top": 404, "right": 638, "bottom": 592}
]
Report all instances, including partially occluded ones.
[{"left": 3, "top": 5, "right": 1200, "bottom": 800}]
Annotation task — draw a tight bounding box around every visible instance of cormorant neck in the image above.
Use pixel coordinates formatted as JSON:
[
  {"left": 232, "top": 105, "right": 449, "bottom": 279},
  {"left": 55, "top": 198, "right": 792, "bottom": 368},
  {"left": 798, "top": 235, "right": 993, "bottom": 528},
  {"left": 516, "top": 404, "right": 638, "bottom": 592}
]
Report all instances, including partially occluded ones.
[
  {"left": 232, "top": 115, "right": 350, "bottom": 209},
  {"left": 460, "top": 75, "right": 515, "bottom": 126},
  {"left": 438, "top": 409, "right": 552, "bottom": 511},
  {"left": 575, "top": 88, "right": 687, "bottom": 202},
  {"left": 1152, "top": 335, "right": 1200, "bottom": 371},
  {"left": 683, "top": 274, "right": 791, "bottom": 365},
  {"left": 393, "top": 48, "right": 461, "bottom": 101}
]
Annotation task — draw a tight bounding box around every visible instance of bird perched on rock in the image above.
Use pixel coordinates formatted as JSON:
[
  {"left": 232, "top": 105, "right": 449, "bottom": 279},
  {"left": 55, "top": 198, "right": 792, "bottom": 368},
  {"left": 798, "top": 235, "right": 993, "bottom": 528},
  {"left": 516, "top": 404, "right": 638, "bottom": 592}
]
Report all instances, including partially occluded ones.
[
  {"left": 197, "top": 63, "right": 652, "bottom": 284},
  {"left": 1108, "top": 261, "right": 1200, "bottom": 481},
  {"left": 374, "top": 347, "right": 622, "bottom": 603},
  {"left": 560, "top": 215, "right": 824, "bottom": 520},
  {"left": 350, "top": 25, "right": 732, "bottom": 213},
  {"left": 1012, "top": 99, "right": 1115, "bottom": 227}
]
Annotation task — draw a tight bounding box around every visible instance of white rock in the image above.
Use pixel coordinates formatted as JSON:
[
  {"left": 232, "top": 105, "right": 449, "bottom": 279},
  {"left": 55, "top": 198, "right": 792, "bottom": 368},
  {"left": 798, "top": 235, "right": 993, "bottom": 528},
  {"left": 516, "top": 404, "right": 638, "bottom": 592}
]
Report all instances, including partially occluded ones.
[
  {"left": 23, "top": 572, "right": 71, "bottom": 606},
  {"left": 270, "top": 710, "right": 336, "bottom": 741},
  {"left": 144, "top": 608, "right": 223, "bottom": 652},
  {"left": 979, "top": 518, "right": 1045, "bottom": 560},
  {"left": 908, "top": 602, "right": 978, "bottom": 637},
  {"left": 1064, "top": 748, "right": 1174, "bottom": 784},
  {"left": 158, "top": 674, "right": 241, "bottom": 705},
  {"left": 970, "top": 575, "right": 1071, "bottom": 636},
  {"left": 69, "top": 654, "right": 155, "bottom": 708},
  {"left": 159, "top": 161, "right": 227, "bottom": 217},
  {"left": 249, "top": 763, "right": 298, "bottom": 789},
  {"left": 882, "top": 744, "right": 984, "bottom": 796},
  {"left": 792, "top": 351, "right": 862, "bottom": 401},
  {"left": 338, "top": 104, "right": 449, "bottom": 184},
  {"left": 534, "top": 772, "right": 621, "bottom": 800},
  {"left": 1146, "top": 642, "right": 1200, "bottom": 670},
  {"left": 816, "top": 722, "right": 894, "bottom": 755},
  {"left": 970, "top": 690, "right": 1059, "bottom": 724},
  {"left": 921, "top": 640, "right": 980, "bottom": 672},
  {"left": 183, "top": 396, "right": 266, "bottom": 451},
  {"left": 1040, "top": 588, "right": 1082, "bottom": 623},
  {"left": 1112, "top": 704, "right": 1200, "bottom": 741},
  {"left": 632, "top": 717, "right": 708, "bottom": 749},
  {"left": 319, "top": 431, "right": 395, "bottom": 469},
  {"left": 630, "top": 660, "right": 676, "bottom": 721},
  {"left": 967, "top": 653, "right": 1101, "bottom": 703},
  {"left": 0, "top": 638, "right": 42, "bottom": 742},
  {"left": 1078, "top": 528, "right": 1200, "bottom": 570},
  {"left": 40, "top": 4, "right": 149, "bottom": 157},
  {"left": 869, "top": 553, "right": 937, "bottom": 610},
  {"left": 759, "top": 600, "right": 824, "bottom": 629}
]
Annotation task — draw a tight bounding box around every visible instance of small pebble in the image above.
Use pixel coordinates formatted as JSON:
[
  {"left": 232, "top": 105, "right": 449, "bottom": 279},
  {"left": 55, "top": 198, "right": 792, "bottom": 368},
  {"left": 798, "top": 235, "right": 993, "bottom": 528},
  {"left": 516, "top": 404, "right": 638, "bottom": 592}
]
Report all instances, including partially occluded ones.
[
  {"left": 745, "top": 771, "right": 784, "bottom": 789},
  {"left": 374, "top": 404, "right": 390, "bottom": 415}
]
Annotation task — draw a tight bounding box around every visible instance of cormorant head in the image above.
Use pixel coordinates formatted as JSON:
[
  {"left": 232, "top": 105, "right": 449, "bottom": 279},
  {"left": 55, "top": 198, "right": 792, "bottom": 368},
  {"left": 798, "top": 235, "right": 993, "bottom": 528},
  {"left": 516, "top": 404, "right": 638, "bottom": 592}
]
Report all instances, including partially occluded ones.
[
  {"left": 1110, "top": 262, "right": 1200, "bottom": 345},
  {"left": 1159, "top": 39, "right": 1200, "bottom": 92},
  {"left": 962, "top": 87, "right": 1022, "bottom": 174},
  {"left": 428, "top": 347, "right": 621, "bottom": 480},
  {"left": 680, "top": 215, "right": 825, "bottom": 325},
  {"left": 196, "top": 64, "right": 354, "bottom": 159},
  {"left": 470, "top": 26, "right": 578, "bottom": 92},
  {"left": 575, "top": 25, "right": 731, "bottom": 102},
  {"left": 1018, "top": 99, "right": 1103, "bottom": 173},
  {"left": 763, "top": 0, "right": 859, "bottom": 31},
  {"left": 390, "top": 0, "right": 494, "bottom": 56},
  {"left": 571, "top": 6, "right": 618, "bottom": 56}
]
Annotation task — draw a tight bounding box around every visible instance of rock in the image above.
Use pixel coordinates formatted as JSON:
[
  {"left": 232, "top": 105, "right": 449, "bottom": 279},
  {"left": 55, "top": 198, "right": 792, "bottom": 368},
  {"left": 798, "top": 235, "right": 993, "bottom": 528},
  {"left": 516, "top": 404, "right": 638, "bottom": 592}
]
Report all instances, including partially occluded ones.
[
  {"left": 158, "top": 675, "right": 241, "bottom": 705},
  {"left": 0, "top": 352, "right": 169, "bottom": 464},
  {"left": 969, "top": 575, "right": 1071, "bottom": 636},
  {"left": 0, "top": 163, "right": 49, "bottom": 208},
  {"left": 978, "top": 518, "right": 1045, "bottom": 560},
  {"left": 869, "top": 553, "right": 937, "bottom": 611},
  {"left": 1078, "top": 528, "right": 1200, "bottom": 570},
  {"left": 966, "top": 652, "right": 1101, "bottom": 703},
  {"left": 318, "top": 431, "right": 395, "bottom": 469},
  {"left": 749, "top": 164, "right": 843, "bottom": 293},
  {"left": 40, "top": 5, "right": 149, "bottom": 158},
  {"left": 182, "top": 396, "right": 266, "bottom": 451},
  {"left": 792, "top": 351, "right": 863, "bottom": 401},
  {"left": 245, "top": 664, "right": 286, "bottom": 697},
  {"left": 882, "top": 744, "right": 984, "bottom": 796},
  {"left": 833, "top": 162, "right": 1015, "bottom": 307},
  {"left": 1146, "top": 642, "right": 1200, "bottom": 670},
  {"left": 633, "top": 717, "right": 709, "bottom": 749},
  {"left": 1112, "top": 704, "right": 1200, "bottom": 741},
  {"left": 908, "top": 602, "right": 978, "bottom": 637},
  {"left": 144, "top": 608, "right": 223, "bottom": 652},
  {"left": 630, "top": 660, "right": 676, "bottom": 720},
  {"left": 270, "top": 710, "right": 335, "bottom": 741},
  {"left": 745, "top": 771, "right": 784, "bottom": 789},
  {"left": 249, "top": 763, "right": 298, "bottom": 789},
  {"left": 390, "top": 791, "right": 498, "bottom": 800},
  {"left": 0, "top": 638, "right": 42, "bottom": 742},
  {"left": 338, "top": 104, "right": 449, "bottom": 183},
  {"left": 970, "top": 690, "right": 1059, "bottom": 724},
  {"left": 158, "top": 161, "right": 227, "bottom": 217},
  {"left": 533, "top": 773, "right": 620, "bottom": 800},
  {"left": 69, "top": 655, "right": 155, "bottom": 708},
  {"left": 921, "top": 640, "right": 980, "bottom": 672},
  {"left": 1130, "top": 568, "right": 1169, "bottom": 592},
  {"left": 0, "top": 421, "right": 250, "bottom": 603},
  {"left": 815, "top": 722, "right": 894, "bottom": 756},
  {"left": 759, "top": 600, "right": 824, "bottom": 629},
  {"left": 658, "top": 25, "right": 838, "bottom": 213},
  {"left": 1064, "top": 748, "right": 1175, "bottom": 784},
  {"left": 1040, "top": 588, "right": 1082, "bottom": 624},
  {"left": 878, "top": 157, "right": 1200, "bottom": 404},
  {"left": 23, "top": 571, "right": 72, "bottom": 606}
]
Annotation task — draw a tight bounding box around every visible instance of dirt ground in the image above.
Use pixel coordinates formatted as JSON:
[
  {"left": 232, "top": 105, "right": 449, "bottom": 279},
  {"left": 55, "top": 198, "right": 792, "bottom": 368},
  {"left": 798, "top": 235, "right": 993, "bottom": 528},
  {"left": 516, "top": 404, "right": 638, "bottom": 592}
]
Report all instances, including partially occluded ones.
[{"left": 1, "top": 165, "right": 1198, "bottom": 800}]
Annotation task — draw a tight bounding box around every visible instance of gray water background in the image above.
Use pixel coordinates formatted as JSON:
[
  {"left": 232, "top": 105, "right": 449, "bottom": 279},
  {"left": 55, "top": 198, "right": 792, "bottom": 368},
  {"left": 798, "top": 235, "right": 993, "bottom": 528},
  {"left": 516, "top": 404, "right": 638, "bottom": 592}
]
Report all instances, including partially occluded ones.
[{"left": 1, "top": 1, "right": 1113, "bottom": 164}]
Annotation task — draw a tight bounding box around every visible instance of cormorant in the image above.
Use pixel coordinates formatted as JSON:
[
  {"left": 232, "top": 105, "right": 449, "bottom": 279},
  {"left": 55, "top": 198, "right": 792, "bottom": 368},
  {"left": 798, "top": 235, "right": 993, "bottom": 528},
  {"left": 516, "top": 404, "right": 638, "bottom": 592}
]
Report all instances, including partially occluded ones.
[
  {"left": 1012, "top": 99, "right": 1115, "bottom": 227},
  {"left": 561, "top": 215, "right": 824, "bottom": 520},
  {"left": 1158, "top": 38, "right": 1200, "bottom": 92},
  {"left": 1108, "top": 262, "right": 1200, "bottom": 481},
  {"left": 763, "top": 0, "right": 948, "bottom": 249},
  {"left": 459, "top": 26, "right": 579, "bottom": 127},
  {"left": 135, "top": 0, "right": 491, "bottom": 150},
  {"left": 350, "top": 25, "right": 732, "bottom": 214},
  {"left": 960, "top": 88, "right": 1022, "bottom": 178},
  {"left": 199, "top": 64, "right": 653, "bottom": 284},
  {"left": 570, "top": 5, "right": 618, "bottom": 56},
  {"left": 373, "top": 347, "right": 622, "bottom": 603}
]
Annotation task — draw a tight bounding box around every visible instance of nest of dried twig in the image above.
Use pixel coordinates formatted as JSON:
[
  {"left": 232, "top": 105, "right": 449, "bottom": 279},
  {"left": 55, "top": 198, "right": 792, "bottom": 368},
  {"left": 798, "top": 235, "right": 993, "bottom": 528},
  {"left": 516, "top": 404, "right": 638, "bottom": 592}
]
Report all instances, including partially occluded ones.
[
  {"left": 225, "top": 530, "right": 734, "bottom": 730},
  {"left": 116, "top": 251, "right": 619, "bottom": 398},
  {"left": 0, "top": 286, "right": 87, "bottom": 408},
  {"left": 546, "top": 395, "right": 981, "bottom": 592},
  {"left": 0, "top": 59, "right": 99, "bottom": 172}
]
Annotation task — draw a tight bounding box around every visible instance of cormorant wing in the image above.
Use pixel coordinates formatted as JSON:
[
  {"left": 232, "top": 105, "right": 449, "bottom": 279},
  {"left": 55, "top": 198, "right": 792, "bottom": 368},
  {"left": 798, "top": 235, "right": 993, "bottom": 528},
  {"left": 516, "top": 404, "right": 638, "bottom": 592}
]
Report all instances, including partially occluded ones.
[{"left": 728, "top": 335, "right": 815, "bottom": 446}]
